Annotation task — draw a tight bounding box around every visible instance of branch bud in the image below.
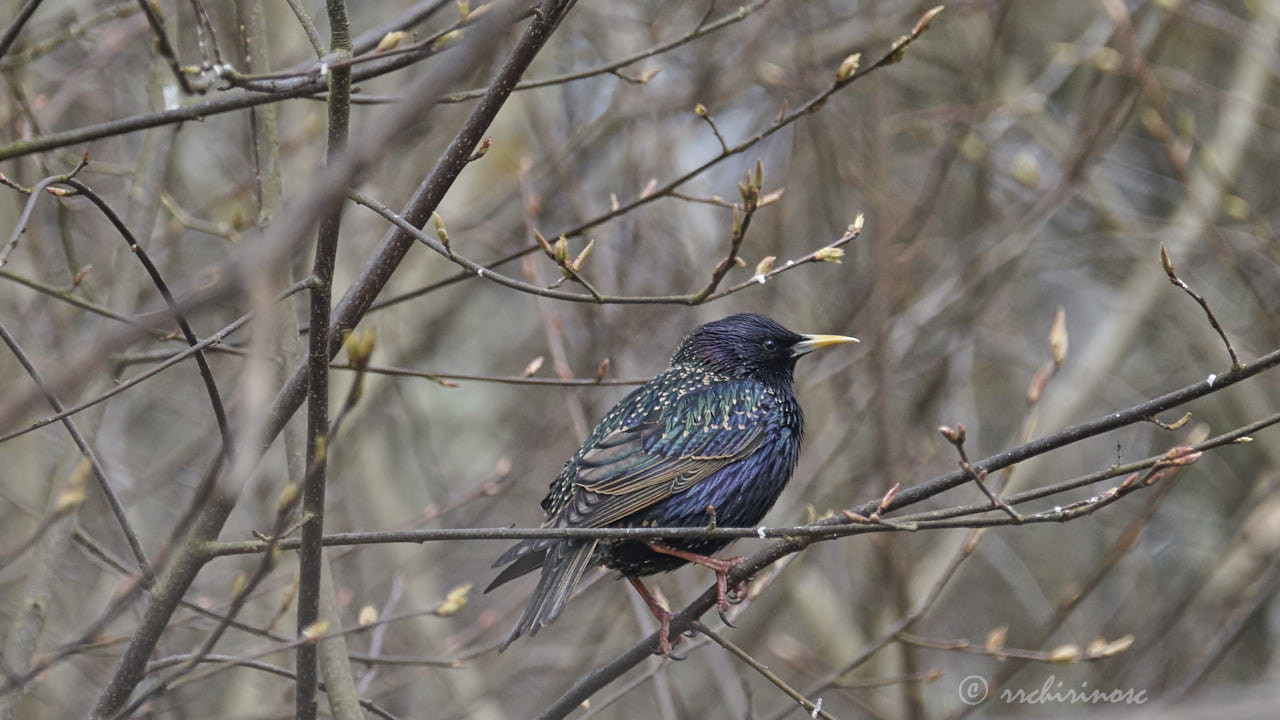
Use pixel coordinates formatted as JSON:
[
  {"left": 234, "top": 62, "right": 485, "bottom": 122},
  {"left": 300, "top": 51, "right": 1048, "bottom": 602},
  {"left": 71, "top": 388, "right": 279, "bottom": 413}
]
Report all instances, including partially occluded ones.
[
  {"left": 1161, "top": 446, "right": 1202, "bottom": 466},
  {"left": 343, "top": 327, "right": 376, "bottom": 369},
  {"left": 431, "top": 211, "right": 450, "bottom": 251},
  {"left": 877, "top": 483, "right": 900, "bottom": 514},
  {"left": 813, "top": 246, "right": 844, "bottom": 263},
  {"left": 835, "top": 52, "right": 861, "bottom": 82},
  {"left": 1101, "top": 634, "right": 1134, "bottom": 657},
  {"left": 1160, "top": 243, "right": 1175, "bottom": 278},
  {"left": 914, "top": 5, "right": 945, "bottom": 35},
  {"left": 985, "top": 626, "right": 1008, "bottom": 655},
  {"left": 887, "top": 36, "right": 911, "bottom": 64},
  {"left": 55, "top": 457, "right": 92, "bottom": 515},
  {"left": 571, "top": 238, "right": 595, "bottom": 271},
  {"left": 277, "top": 483, "right": 300, "bottom": 513},
  {"left": 468, "top": 136, "right": 492, "bottom": 161},
  {"left": 1027, "top": 364, "right": 1051, "bottom": 405},
  {"left": 376, "top": 31, "right": 408, "bottom": 52},
  {"left": 522, "top": 356, "right": 544, "bottom": 377},
  {"left": 938, "top": 424, "right": 965, "bottom": 445},
  {"left": 534, "top": 229, "right": 554, "bottom": 258},
  {"left": 431, "top": 29, "right": 462, "bottom": 51},
  {"left": 1049, "top": 307, "right": 1068, "bottom": 369},
  {"left": 300, "top": 620, "right": 330, "bottom": 643},
  {"left": 758, "top": 187, "right": 785, "bottom": 207},
  {"left": 1049, "top": 644, "right": 1081, "bottom": 663},
  {"left": 434, "top": 583, "right": 472, "bottom": 617}
]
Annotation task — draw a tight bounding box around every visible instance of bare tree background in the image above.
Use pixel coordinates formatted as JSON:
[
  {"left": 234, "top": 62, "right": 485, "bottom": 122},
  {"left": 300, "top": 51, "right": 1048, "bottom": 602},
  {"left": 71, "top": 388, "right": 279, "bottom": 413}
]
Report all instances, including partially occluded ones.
[{"left": 2, "top": 1, "right": 1279, "bottom": 719}]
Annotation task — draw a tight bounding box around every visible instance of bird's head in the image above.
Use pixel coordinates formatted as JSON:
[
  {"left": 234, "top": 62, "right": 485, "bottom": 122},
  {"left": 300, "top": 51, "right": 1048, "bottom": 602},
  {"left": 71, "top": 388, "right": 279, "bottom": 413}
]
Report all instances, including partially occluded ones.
[{"left": 670, "top": 313, "right": 858, "bottom": 387}]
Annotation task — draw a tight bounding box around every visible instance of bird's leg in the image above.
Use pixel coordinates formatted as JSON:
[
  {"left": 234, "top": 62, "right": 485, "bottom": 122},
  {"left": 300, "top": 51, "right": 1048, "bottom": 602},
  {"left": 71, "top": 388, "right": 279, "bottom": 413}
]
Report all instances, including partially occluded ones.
[
  {"left": 646, "top": 543, "right": 746, "bottom": 626},
  {"left": 626, "top": 577, "right": 685, "bottom": 659}
]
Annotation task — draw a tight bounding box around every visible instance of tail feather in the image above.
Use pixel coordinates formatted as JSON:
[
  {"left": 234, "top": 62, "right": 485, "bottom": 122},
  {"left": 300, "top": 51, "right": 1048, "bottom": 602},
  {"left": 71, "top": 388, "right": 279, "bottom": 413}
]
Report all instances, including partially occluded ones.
[
  {"left": 484, "top": 546, "right": 548, "bottom": 593},
  {"left": 498, "top": 539, "right": 598, "bottom": 651}
]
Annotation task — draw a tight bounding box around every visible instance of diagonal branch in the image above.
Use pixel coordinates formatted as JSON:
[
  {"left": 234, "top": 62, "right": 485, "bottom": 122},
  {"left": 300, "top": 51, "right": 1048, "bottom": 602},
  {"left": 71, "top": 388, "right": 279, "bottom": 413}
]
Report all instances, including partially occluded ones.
[
  {"left": 0, "top": 321, "right": 151, "bottom": 575},
  {"left": 0, "top": 0, "right": 45, "bottom": 61}
]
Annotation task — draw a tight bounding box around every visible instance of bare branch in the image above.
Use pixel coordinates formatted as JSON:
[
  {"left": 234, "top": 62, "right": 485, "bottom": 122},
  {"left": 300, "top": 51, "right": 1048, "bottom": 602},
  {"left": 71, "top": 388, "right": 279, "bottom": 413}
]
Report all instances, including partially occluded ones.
[{"left": 1161, "top": 243, "right": 1241, "bottom": 370}]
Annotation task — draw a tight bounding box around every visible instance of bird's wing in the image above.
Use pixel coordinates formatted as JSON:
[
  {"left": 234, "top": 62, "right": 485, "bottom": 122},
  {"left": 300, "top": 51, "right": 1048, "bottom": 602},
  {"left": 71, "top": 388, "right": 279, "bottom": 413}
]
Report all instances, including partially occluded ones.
[{"left": 556, "top": 380, "right": 772, "bottom": 529}]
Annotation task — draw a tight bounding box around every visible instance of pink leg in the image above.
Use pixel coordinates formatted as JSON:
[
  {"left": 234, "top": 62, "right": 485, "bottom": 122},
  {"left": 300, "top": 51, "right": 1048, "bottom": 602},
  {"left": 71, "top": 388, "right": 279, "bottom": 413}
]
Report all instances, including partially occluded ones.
[
  {"left": 627, "top": 577, "right": 680, "bottom": 656},
  {"left": 646, "top": 543, "right": 746, "bottom": 618}
]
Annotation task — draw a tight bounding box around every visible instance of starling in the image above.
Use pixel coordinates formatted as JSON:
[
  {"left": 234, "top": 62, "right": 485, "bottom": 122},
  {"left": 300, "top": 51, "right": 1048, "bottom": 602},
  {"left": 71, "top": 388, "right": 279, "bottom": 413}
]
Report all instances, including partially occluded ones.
[{"left": 486, "top": 313, "right": 857, "bottom": 653}]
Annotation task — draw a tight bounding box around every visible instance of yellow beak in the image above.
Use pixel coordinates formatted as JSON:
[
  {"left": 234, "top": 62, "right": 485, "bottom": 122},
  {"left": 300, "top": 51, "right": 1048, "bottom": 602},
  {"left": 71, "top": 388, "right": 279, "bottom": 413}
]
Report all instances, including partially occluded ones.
[{"left": 791, "top": 333, "right": 860, "bottom": 357}]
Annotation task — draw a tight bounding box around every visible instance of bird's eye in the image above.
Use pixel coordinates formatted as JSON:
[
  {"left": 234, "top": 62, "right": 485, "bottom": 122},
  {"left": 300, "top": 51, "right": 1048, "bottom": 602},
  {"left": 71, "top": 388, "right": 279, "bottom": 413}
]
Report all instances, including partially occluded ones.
[{"left": 762, "top": 339, "right": 778, "bottom": 352}]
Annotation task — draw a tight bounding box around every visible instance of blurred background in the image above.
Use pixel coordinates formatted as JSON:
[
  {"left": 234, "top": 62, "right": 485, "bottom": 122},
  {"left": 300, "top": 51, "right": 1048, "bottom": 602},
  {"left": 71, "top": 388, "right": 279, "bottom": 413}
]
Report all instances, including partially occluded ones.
[{"left": 1, "top": 0, "right": 1279, "bottom": 718}]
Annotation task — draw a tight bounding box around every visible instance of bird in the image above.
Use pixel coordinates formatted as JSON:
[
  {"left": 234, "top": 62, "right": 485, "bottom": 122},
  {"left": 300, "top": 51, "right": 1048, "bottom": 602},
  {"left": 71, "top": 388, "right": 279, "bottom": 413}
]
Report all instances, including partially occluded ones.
[{"left": 485, "top": 313, "right": 857, "bottom": 654}]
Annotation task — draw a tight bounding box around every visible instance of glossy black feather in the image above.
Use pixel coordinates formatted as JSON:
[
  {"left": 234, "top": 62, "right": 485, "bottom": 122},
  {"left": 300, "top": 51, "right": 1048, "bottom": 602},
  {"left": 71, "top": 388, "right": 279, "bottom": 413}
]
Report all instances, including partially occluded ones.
[{"left": 488, "top": 313, "right": 843, "bottom": 649}]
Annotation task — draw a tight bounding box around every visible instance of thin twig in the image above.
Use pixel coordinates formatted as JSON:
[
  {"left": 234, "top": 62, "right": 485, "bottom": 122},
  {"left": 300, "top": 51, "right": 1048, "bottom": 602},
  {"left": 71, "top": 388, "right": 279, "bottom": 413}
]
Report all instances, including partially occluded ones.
[
  {"left": 939, "top": 425, "right": 1024, "bottom": 522},
  {"left": 0, "top": 8, "right": 512, "bottom": 161},
  {"left": 692, "top": 621, "right": 838, "bottom": 720},
  {"left": 689, "top": 162, "right": 763, "bottom": 303},
  {"left": 284, "top": 0, "right": 326, "bottom": 57},
  {"left": 0, "top": 267, "right": 157, "bottom": 332},
  {"left": 0, "top": 457, "right": 88, "bottom": 570},
  {"left": 333, "top": 362, "right": 647, "bottom": 387},
  {"left": 0, "top": 279, "right": 315, "bottom": 446},
  {"left": 61, "top": 178, "right": 234, "bottom": 462},
  {"left": 695, "top": 105, "right": 730, "bottom": 153},
  {"left": 109, "top": 481, "right": 303, "bottom": 720},
  {"left": 0, "top": 320, "right": 153, "bottom": 575},
  {"left": 771, "top": 530, "right": 980, "bottom": 720},
  {"left": 437, "top": 0, "right": 773, "bottom": 103},
  {"left": 354, "top": 0, "right": 932, "bottom": 311},
  {"left": 896, "top": 631, "right": 1132, "bottom": 663},
  {"left": 1160, "top": 243, "right": 1241, "bottom": 370},
  {"left": 0, "top": 0, "right": 46, "bottom": 62},
  {"left": 347, "top": 187, "right": 858, "bottom": 305},
  {"left": 145, "top": 654, "right": 400, "bottom": 720},
  {"left": 134, "top": 0, "right": 196, "bottom": 93},
  {"left": 0, "top": 155, "right": 88, "bottom": 269}
]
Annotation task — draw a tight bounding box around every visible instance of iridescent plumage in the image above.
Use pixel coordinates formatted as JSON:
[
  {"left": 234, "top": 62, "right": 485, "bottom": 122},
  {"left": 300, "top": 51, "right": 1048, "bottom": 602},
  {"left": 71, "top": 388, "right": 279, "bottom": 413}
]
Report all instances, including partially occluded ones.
[{"left": 487, "top": 313, "right": 856, "bottom": 650}]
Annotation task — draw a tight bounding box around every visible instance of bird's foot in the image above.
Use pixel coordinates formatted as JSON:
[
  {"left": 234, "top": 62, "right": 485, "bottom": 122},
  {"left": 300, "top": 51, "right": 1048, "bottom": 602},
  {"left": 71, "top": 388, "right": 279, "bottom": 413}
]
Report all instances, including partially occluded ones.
[
  {"left": 657, "top": 609, "right": 688, "bottom": 660},
  {"left": 646, "top": 544, "right": 748, "bottom": 625},
  {"left": 627, "top": 576, "right": 687, "bottom": 659},
  {"left": 711, "top": 555, "right": 748, "bottom": 625}
]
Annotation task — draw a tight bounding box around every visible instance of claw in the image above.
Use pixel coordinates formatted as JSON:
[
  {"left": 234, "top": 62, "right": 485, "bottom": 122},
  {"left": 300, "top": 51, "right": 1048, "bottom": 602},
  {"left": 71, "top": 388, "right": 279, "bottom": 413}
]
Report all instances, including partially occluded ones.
[
  {"left": 666, "top": 647, "right": 688, "bottom": 661},
  {"left": 718, "top": 606, "right": 736, "bottom": 628},
  {"left": 682, "top": 627, "right": 699, "bottom": 638}
]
